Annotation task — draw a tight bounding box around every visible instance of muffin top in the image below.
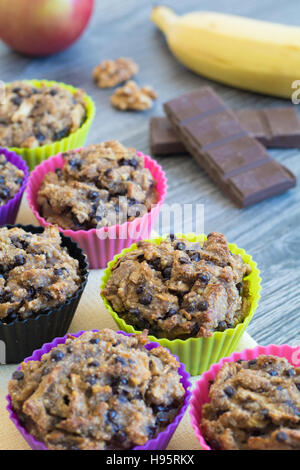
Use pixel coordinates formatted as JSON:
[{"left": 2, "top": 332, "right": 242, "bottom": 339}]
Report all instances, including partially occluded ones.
[
  {"left": 201, "top": 355, "right": 300, "bottom": 450},
  {"left": 102, "top": 232, "right": 251, "bottom": 340},
  {"left": 9, "top": 329, "right": 185, "bottom": 450},
  {"left": 0, "top": 153, "right": 24, "bottom": 206},
  {"left": 37, "top": 141, "right": 158, "bottom": 231},
  {"left": 0, "top": 81, "right": 86, "bottom": 148},
  {"left": 0, "top": 226, "right": 81, "bottom": 323}
]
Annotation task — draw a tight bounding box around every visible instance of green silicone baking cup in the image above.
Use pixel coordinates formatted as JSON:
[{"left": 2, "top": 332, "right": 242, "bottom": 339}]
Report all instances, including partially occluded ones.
[
  {"left": 7, "top": 79, "right": 96, "bottom": 171},
  {"left": 100, "top": 233, "right": 261, "bottom": 376}
]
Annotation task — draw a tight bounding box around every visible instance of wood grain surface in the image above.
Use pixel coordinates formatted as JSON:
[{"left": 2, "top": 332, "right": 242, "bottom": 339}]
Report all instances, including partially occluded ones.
[{"left": 0, "top": 0, "right": 299, "bottom": 347}]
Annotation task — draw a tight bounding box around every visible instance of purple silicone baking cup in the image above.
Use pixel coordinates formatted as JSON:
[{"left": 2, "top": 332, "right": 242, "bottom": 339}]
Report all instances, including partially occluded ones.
[
  {"left": 0, "top": 148, "right": 29, "bottom": 225},
  {"left": 7, "top": 330, "right": 192, "bottom": 451}
]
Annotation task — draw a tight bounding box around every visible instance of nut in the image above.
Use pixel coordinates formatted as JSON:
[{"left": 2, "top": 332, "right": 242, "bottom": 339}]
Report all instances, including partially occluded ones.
[
  {"left": 93, "top": 58, "right": 139, "bottom": 88},
  {"left": 110, "top": 81, "right": 158, "bottom": 111}
]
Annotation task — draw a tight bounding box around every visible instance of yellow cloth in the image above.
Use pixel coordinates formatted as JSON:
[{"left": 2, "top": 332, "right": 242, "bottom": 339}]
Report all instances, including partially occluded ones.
[{"left": 0, "top": 199, "right": 257, "bottom": 450}]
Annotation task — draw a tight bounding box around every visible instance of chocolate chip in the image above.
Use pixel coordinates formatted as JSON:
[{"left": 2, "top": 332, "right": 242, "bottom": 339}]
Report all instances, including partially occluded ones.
[
  {"left": 162, "top": 266, "right": 172, "bottom": 280},
  {"left": 114, "top": 356, "right": 127, "bottom": 366},
  {"left": 88, "top": 360, "right": 100, "bottom": 367},
  {"left": 55, "top": 168, "right": 62, "bottom": 177},
  {"left": 35, "top": 132, "right": 46, "bottom": 142},
  {"left": 11, "top": 96, "right": 22, "bottom": 106},
  {"left": 107, "top": 409, "right": 117, "bottom": 422},
  {"left": 296, "top": 383, "right": 300, "bottom": 391},
  {"left": 224, "top": 386, "right": 235, "bottom": 397},
  {"left": 207, "top": 233, "right": 213, "bottom": 238},
  {"left": 12, "top": 370, "right": 24, "bottom": 381},
  {"left": 198, "top": 273, "right": 210, "bottom": 284},
  {"left": 104, "top": 168, "right": 113, "bottom": 177},
  {"left": 69, "top": 159, "right": 82, "bottom": 170},
  {"left": 236, "top": 282, "right": 243, "bottom": 293},
  {"left": 85, "top": 375, "right": 97, "bottom": 386},
  {"left": 49, "top": 89, "right": 58, "bottom": 96},
  {"left": 12, "top": 87, "right": 21, "bottom": 93},
  {"left": 87, "top": 190, "right": 98, "bottom": 200},
  {"left": 267, "top": 369, "right": 278, "bottom": 376},
  {"left": 198, "top": 300, "right": 209, "bottom": 311},
  {"left": 129, "top": 307, "right": 140, "bottom": 316},
  {"left": 191, "top": 323, "right": 200, "bottom": 336},
  {"left": 50, "top": 350, "right": 65, "bottom": 362},
  {"left": 189, "top": 252, "right": 201, "bottom": 262},
  {"left": 165, "top": 308, "right": 177, "bottom": 318},
  {"left": 147, "top": 257, "right": 161, "bottom": 270},
  {"left": 14, "top": 254, "right": 26, "bottom": 266},
  {"left": 248, "top": 359, "right": 257, "bottom": 366},
  {"left": 179, "top": 257, "right": 191, "bottom": 264},
  {"left": 169, "top": 234, "right": 176, "bottom": 241},
  {"left": 218, "top": 321, "right": 227, "bottom": 332},
  {"left": 113, "top": 431, "right": 127, "bottom": 444},
  {"left": 136, "top": 285, "right": 144, "bottom": 295},
  {"left": 139, "top": 293, "right": 152, "bottom": 305},
  {"left": 54, "top": 127, "right": 69, "bottom": 141},
  {"left": 90, "top": 337, "right": 100, "bottom": 344},
  {"left": 54, "top": 267, "right": 68, "bottom": 277},
  {"left": 0, "top": 187, "right": 10, "bottom": 200},
  {"left": 175, "top": 242, "right": 186, "bottom": 251},
  {"left": 276, "top": 431, "right": 288, "bottom": 443},
  {"left": 286, "top": 369, "right": 296, "bottom": 377},
  {"left": 260, "top": 409, "right": 269, "bottom": 418}
]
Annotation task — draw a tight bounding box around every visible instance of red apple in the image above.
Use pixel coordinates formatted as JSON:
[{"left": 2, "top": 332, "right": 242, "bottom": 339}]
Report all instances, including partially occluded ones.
[{"left": 0, "top": 0, "right": 94, "bottom": 56}]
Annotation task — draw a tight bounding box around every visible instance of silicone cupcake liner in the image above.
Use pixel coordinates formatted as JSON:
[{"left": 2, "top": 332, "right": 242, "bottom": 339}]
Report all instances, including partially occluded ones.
[
  {"left": 101, "top": 233, "right": 261, "bottom": 376},
  {"left": 6, "top": 329, "right": 192, "bottom": 450},
  {"left": 8, "top": 80, "right": 96, "bottom": 171},
  {"left": 190, "top": 344, "right": 300, "bottom": 450},
  {"left": 0, "top": 225, "right": 89, "bottom": 364},
  {"left": 0, "top": 148, "right": 29, "bottom": 225},
  {"left": 26, "top": 150, "right": 167, "bottom": 269}
]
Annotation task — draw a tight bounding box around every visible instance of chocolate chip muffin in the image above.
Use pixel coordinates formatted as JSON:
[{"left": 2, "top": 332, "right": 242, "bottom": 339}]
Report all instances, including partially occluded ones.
[
  {"left": 201, "top": 355, "right": 300, "bottom": 450},
  {"left": 8, "top": 329, "right": 186, "bottom": 450},
  {"left": 0, "top": 153, "right": 24, "bottom": 206},
  {"left": 37, "top": 141, "right": 158, "bottom": 231},
  {"left": 0, "top": 226, "right": 81, "bottom": 324},
  {"left": 0, "top": 81, "right": 86, "bottom": 148},
  {"left": 102, "top": 232, "right": 251, "bottom": 340}
]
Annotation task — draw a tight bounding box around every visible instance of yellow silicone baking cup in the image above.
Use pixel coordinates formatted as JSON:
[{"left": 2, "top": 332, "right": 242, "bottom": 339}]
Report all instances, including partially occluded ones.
[
  {"left": 101, "top": 233, "right": 261, "bottom": 376},
  {"left": 8, "top": 79, "right": 96, "bottom": 171}
]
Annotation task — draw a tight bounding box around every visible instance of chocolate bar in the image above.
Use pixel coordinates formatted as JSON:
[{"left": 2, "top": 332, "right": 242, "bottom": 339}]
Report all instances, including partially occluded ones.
[
  {"left": 150, "top": 107, "right": 300, "bottom": 155},
  {"left": 164, "top": 87, "right": 296, "bottom": 207}
]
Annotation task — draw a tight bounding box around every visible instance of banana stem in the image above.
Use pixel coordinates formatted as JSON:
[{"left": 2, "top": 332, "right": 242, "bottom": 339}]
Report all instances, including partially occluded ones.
[{"left": 151, "top": 6, "right": 177, "bottom": 34}]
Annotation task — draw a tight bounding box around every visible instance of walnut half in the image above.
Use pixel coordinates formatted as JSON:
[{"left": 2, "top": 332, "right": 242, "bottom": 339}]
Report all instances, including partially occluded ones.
[
  {"left": 93, "top": 57, "right": 139, "bottom": 88},
  {"left": 111, "top": 81, "right": 158, "bottom": 111}
]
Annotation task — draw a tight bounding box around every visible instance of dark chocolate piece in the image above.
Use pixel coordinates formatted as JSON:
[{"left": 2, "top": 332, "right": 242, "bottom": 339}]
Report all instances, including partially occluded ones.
[
  {"left": 150, "top": 107, "right": 300, "bottom": 155},
  {"left": 164, "top": 87, "right": 296, "bottom": 208}
]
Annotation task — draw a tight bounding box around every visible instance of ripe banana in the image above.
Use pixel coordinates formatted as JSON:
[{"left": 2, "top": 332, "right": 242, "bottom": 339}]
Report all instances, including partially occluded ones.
[{"left": 151, "top": 6, "right": 300, "bottom": 99}]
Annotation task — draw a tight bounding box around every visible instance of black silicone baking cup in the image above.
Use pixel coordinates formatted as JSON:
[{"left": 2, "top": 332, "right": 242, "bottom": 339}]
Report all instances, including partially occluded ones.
[{"left": 0, "top": 224, "right": 89, "bottom": 364}]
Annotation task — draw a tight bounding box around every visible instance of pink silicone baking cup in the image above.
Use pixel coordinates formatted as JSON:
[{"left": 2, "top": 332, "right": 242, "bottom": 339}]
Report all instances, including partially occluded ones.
[
  {"left": 26, "top": 150, "right": 167, "bottom": 269},
  {"left": 190, "top": 344, "right": 300, "bottom": 450},
  {"left": 0, "top": 148, "right": 29, "bottom": 225},
  {"left": 6, "top": 330, "right": 191, "bottom": 451}
]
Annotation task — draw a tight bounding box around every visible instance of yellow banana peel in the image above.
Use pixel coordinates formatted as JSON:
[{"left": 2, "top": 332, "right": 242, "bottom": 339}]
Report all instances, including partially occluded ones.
[{"left": 151, "top": 6, "right": 300, "bottom": 99}]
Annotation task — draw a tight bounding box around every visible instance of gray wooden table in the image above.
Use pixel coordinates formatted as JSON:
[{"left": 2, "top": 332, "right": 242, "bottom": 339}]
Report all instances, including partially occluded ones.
[{"left": 1, "top": 0, "right": 299, "bottom": 347}]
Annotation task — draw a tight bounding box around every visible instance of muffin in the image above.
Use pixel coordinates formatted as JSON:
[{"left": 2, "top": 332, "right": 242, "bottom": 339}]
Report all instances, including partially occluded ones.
[
  {"left": 102, "top": 232, "right": 251, "bottom": 340},
  {"left": 0, "top": 224, "right": 88, "bottom": 363},
  {"left": 8, "top": 329, "right": 187, "bottom": 450},
  {"left": 0, "top": 153, "right": 24, "bottom": 206},
  {"left": 200, "top": 355, "right": 300, "bottom": 450},
  {"left": 37, "top": 140, "right": 158, "bottom": 231},
  {"left": 0, "top": 225, "right": 81, "bottom": 323},
  {"left": 0, "top": 81, "right": 86, "bottom": 148}
]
